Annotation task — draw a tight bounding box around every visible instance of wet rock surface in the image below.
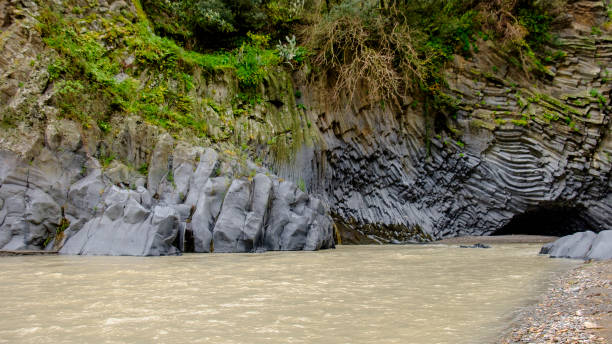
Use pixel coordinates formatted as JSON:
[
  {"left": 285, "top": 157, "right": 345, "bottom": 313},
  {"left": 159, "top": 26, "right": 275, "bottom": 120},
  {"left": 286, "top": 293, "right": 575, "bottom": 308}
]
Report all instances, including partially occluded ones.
[
  {"left": 500, "top": 260, "right": 612, "bottom": 344},
  {"left": 459, "top": 243, "right": 490, "bottom": 249}
]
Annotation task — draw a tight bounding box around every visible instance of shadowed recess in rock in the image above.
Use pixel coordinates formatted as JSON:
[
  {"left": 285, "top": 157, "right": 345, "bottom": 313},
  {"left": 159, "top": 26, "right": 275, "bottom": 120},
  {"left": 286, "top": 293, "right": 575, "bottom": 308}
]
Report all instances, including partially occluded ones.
[{"left": 492, "top": 204, "right": 595, "bottom": 237}]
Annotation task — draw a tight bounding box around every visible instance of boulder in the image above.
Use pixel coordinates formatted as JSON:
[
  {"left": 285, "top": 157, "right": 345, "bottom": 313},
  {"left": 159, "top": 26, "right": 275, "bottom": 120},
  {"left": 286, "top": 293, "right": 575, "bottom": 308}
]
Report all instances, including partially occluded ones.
[
  {"left": 0, "top": 181, "right": 62, "bottom": 250},
  {"left": 586, "top": 230, "right": 612, "bottom": 260},
  {"left": 542, "top": 231, "right": 597, "bottom": 258},
  {"left": 212, "top": 179, "right": 251, "bottom": 253},
  {"left": 147, "top": 133, "right": 174, "bottom": 196},
  {"left": 242, "top": 174, "right": 273, "bottom": 251},
  {"left": 44, "top": 119, "right": 82, "bottom": 152},
  {"left": 66, "top": 169, "right": 106, "bottom": 220},
  {"left": 184, "top": 148, "right": 218, "bottom": 206},
  {"left": 264, "top": 180, "right": 335, "bottom": 251},
  {"left": 103, "top": 161, "right": 130, "bottom": 185},
  {"left": 540, "top": 230, "right": 612, "bottom": 260},
  {"left": 211, "top": 175, "right": 274, "bottom": 253}
]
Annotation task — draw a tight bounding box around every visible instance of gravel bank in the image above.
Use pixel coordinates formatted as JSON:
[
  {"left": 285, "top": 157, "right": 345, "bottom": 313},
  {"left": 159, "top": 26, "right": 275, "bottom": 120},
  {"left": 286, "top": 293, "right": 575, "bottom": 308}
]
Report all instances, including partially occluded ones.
[{"left": 500, "top": 260, "right": 612, "bottom": 343}]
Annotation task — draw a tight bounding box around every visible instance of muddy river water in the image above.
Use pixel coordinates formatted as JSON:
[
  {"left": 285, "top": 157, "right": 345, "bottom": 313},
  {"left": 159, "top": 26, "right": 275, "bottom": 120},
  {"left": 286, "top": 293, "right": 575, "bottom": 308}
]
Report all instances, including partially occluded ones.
[{"left": 0, "top": 244, "right": 578, "bottom": 344}]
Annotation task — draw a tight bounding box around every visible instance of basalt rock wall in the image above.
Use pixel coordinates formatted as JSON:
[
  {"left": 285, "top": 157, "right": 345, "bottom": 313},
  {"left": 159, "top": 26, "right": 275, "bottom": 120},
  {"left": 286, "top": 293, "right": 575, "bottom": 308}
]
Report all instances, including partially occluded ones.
[
  {"left": 0, "top": 0, "right": 334, "bottom": 255},
  {"left": 296, "top": 0, "right": 611, "bottom": 241},
  {"left": 0, "top": 118, "right": 335, "bottom": 254},
  {"left": 1, "top": 0, "right": 610, "bottom": 250}
]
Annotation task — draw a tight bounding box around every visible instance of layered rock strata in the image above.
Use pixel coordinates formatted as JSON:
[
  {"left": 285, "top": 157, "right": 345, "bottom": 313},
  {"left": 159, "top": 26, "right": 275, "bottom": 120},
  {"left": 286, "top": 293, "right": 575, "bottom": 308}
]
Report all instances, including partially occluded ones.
[
  {"left": 0, "top": 0, "right": 610, "bottom": 249},
  {"left": 299, "top": 0, "right": 611, "bottom": 241}
]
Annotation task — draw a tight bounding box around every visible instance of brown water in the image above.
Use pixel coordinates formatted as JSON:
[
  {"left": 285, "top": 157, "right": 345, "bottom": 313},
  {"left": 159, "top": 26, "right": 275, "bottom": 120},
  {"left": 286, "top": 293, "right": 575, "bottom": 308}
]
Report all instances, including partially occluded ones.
[{"left": 0, "top": 244, "right": 577, "bottom": 344}]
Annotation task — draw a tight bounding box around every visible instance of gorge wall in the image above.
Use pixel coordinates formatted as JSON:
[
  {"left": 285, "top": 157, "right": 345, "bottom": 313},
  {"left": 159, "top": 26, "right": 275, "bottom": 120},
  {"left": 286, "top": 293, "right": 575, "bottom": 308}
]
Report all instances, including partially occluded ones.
[
  {"left": 0, "top": 117, "right": 335, "bottom": 254},
  {"left": 0, "top": 0, "right": 610, "bottom": 253},
  {"left": 297, "top": 0, "right": 611, "bottom": 241},
  {"left": 0, "top": 0, "right": 334, "bottom": 254}
]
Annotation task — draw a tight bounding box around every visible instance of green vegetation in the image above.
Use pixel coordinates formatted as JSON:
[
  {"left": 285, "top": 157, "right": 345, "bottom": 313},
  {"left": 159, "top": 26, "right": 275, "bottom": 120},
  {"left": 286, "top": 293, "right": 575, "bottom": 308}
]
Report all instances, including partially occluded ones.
[
  {"left": 43, "top": 215, "right": 70, "bottom": 248},
  {"left": 297, "top": 177, "right": 306, "bottom": 192},
  {"left": 590, "top": 89, "right": 607, "bottom": 109},
  {"left": 37, "top": 2, "right": 308, "bottom": 133},
  {"left": 34, "top": 0, "right": 603, "bottom": 169},
  {"left": 138, "top": 163, "right": 149, "bottom": 176},
  {"left": 305, "top": 0, "right": 567, "bottom": 107},
  {"left": 39, "top": 7, "right": 201, "bottom": 131},
  {"left": 99, "top": 152, "right": 116, "bottom": 168},
  {"left": 138, "top": 0, "right": 568, "bottom": 110},
  {"left": 141, "top": 0, "right": 308, "bottom": 51}
]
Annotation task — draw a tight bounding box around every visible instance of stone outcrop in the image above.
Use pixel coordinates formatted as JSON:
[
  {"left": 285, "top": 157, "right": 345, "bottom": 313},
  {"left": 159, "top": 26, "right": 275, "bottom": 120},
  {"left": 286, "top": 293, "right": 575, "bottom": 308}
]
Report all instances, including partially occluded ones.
[
  {"left": 0, "top": 119, "right": 335, "bottom": 255},
  {"left": 540, "top": 230, "right": 612, "bottom": 260},
  {"left": 0, "top": 0, "right": 609, "bottom": 251},
  {"left": 0, "top": 0, "right": 334, "bottom": 256},
  {"left": 295, "top": 0, "right": 611, "bottom": 241}
]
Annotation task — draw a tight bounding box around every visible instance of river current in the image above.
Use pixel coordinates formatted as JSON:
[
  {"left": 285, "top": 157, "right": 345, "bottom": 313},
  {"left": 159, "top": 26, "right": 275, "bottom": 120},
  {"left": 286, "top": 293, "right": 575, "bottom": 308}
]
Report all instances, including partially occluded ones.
[{"left": 0, "top": 244, "right": 577, "bottom": 344}]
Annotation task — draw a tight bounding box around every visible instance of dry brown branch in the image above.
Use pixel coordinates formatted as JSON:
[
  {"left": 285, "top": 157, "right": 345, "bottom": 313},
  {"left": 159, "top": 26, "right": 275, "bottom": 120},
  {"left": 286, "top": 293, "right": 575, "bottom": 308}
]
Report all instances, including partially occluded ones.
[{"left": 305, "top": 1, "right": 428, "bottom": 108}]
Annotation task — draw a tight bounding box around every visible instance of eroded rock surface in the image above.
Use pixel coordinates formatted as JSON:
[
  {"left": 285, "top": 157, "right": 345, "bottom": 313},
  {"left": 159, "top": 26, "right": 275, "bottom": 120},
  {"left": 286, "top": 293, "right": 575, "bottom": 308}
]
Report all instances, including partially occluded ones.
[
  {"left": 540, "top": 230, "right": 612, "bottom": 260},
  {"left": 0, "top": 119, "right": 335, "bottom": 255},
  {"left": 0, "top": 0, "right": 609, "bottom": 251},
  {"left": 296, "top": 0, "right": 611, "bottom": 241}
]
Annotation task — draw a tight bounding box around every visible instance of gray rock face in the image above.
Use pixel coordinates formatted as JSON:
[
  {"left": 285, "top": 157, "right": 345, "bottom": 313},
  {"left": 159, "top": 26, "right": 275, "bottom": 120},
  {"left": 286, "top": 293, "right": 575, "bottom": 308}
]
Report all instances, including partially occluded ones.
[
  {"left": 3, "top": 0, "right": 608, "bottom": 255},
  {"left": 540, "top": 230, "right": 612, "bottom": 260},
  {"left": 264, "top": 181, "right": 335, "bottom": 251},
  {"left": 147, "top": 133, "right": 174, "bottom": 196},
  {"left": 587, "top": 231, "right": 612, "bottom": 260},
  {"left": 0, "top": 126, "right": 334, "bottom": 255},
  {"left": 60, "top": 199, "right": 180, "bottom": 256},
  {"left": 191, "top": 177, "right": 228, "bottom": 252},
  {"left": 0, "top": 0, "right": 335, "bottom": 255},
  {"left": 213, "top": 179, "right": 253, "bottom": 253},
  {"left": 289, "top": 3, "right": 612, "bottom": 241},
  {"left": 541, "top": 231, "right": 597, "bottom": 259}
]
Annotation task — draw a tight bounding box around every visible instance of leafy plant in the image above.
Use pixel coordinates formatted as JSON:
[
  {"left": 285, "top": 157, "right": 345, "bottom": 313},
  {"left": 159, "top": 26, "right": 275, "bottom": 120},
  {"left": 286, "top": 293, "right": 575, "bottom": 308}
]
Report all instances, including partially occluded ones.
[
  {"left": 100, "top": 152, "right": 116, "bottom": 168},
  {"left": 138, "top": 163, "right": 149, "bottom": 176},
  {"left": 276, "top": 35, "right": 307, "bottom": 66}
]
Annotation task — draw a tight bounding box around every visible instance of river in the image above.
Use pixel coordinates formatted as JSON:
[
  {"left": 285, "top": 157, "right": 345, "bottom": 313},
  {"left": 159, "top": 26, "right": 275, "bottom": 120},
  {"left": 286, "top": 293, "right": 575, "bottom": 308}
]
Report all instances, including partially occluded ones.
[{"left": 0, "top": 244, "right": 577, "bottom": 344}]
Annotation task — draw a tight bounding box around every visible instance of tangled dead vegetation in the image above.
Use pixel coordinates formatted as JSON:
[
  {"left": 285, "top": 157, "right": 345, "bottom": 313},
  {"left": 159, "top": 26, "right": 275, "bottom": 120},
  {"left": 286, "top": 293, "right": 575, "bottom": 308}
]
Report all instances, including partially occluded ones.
[{"left": 304, "top": 0, "right": 570, "bottom": 108}]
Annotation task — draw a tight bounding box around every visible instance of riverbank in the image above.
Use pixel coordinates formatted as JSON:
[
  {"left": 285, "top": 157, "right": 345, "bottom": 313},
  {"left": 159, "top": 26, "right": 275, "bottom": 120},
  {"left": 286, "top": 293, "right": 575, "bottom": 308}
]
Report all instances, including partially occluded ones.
[
  {"left": 434, "top": 235, "right": 558, "bottom": 245},
  {"left": 0, "top": 250, "right": 58, "bottom": 256},
  {"left": 500, "top": 260, "right": 612, "bottom": 343}
]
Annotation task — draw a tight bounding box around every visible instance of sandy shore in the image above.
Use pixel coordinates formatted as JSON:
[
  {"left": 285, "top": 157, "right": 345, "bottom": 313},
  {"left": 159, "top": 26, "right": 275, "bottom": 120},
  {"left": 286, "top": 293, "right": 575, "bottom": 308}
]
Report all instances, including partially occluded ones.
[
  {"left": 434, "top": 235, "right": 559, "bottom": 245},
  {"left": 500, "top": 260, "right": 612, "bottom": 343}
]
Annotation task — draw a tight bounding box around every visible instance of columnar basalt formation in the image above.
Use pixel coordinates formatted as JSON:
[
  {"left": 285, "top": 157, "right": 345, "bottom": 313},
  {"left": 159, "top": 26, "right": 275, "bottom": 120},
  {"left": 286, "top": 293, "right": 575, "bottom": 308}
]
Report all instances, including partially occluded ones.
[
  {"left": 0, "top": 0, "right": 334, "bottom": 255},
  {"left": 0, "top": 0, "right": 610, "bottom": 253},
  {"left": 303, "top": 0, "right": 611, "bottom": 241},
  {"left": 0, "top": 119, "right": 335, "bottom": 255}
]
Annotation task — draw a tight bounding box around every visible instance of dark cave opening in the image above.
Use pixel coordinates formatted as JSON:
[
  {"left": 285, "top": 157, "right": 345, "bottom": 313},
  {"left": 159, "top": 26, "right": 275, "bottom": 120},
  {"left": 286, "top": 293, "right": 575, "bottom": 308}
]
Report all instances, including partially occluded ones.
[{"left": 492, "top": 204, "right": 595, "bottom": 237}]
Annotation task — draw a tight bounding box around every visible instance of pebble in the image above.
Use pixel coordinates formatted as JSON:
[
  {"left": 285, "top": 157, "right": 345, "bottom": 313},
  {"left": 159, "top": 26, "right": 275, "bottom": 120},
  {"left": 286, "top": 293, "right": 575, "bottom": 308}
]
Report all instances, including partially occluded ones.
[
  {"left": 499, "top": 261, "right": 611, "bottom": 344},
  {"left": 583, "top": 321, "right": 601, "bottom": 329}
]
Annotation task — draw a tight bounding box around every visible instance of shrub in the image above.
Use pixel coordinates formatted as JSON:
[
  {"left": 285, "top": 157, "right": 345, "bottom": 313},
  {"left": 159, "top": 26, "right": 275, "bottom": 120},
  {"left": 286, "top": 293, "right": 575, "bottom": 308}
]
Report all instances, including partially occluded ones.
[
  {"left": 306, "top": 0, "right": 568, "bottom": 106},
  {"left": 307, "top": 0, "right": 432, "bottom": 105},
  {"left": 142, "top": 0, "right": 308, "bottom": 50},
  {"left": 276, "top": 35, "right": 308, "bottom": 66}
]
